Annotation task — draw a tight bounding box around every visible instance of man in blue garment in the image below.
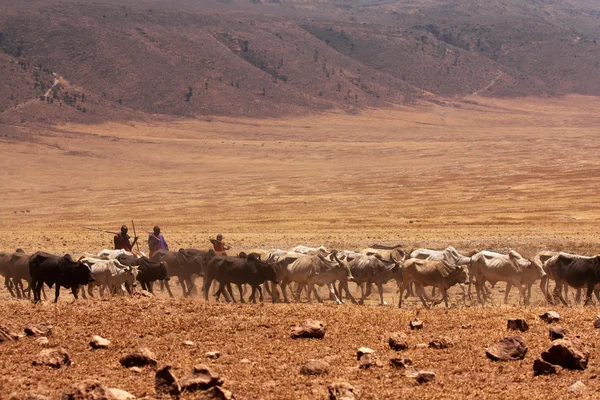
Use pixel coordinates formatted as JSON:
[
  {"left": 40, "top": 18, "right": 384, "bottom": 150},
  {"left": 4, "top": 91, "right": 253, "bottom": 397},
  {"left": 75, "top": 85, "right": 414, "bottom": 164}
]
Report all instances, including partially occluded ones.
[{"left": 148, "top": 226, "right": 169, "bottom": 256}]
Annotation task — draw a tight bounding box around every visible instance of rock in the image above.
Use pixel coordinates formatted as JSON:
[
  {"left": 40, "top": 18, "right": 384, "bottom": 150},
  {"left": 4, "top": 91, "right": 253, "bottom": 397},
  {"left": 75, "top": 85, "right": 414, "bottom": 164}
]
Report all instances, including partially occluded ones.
[
  {"left": 507, "top": 318, "right": 529, "bottom": 332},
  {"left": 62, "top": 380, "right": 112, "bottom": 399},
  {"left": 390, "top": 358, "right": 413, "bottom": 369},
  {"left": 155, "top": 365, "right": 181, "bottom": 397},
  {"left": 409, "top": 318, "right": 423, "bottom": 330},
  {"left": 239, "top": 359, "right": 251, "bottom": 364},
  {"left": 32, "top": 347, "right": 70, "bottom": 368},
  {"left": 119, "top": 348, "right": 158, "bottom": 368},
  {"left": 107, "top": 388, "right": 136, "bottom": 400},
  {"left": 540, "top": 311, "right": 560, "bottom": 323},
  {"left": 486, "top": 336, "right": 528, "bottom": 361},
  {"left": 328, "top": 381, "right": 358, "bottom": 400},
  {"left": 429, "top": 336, "right": 453, "bottom": 349},
  {"left": 549, "top": 326, "right": 569, "bottom": 341},
  {"left": 358, "top": 353, "right": 382, "bottom": 369},
  {"left": 0, "top": 325, "right": 16, "bottom": 342},
  {"left": 179, "top": 364, "right": 224, "bottom": 392},
  {"left": 406, "top": 369, "right": 436, "bottom": 384},
  {"left": 567, "top": 381, "right": 586, "bottom": 394},
  {"left": 206, "top": 351, "right": 221, "bottom": 359},
  {"left": 461, "top": 323, "right": 472, "bottom": 329},
  {"left": 193, "top": 387, "right": 235, "bottom": 400},
  {"left": 182, "top": 340, "right": 195, "bottom": 347},
  {"left": 299, "top": 359, "right": 330, "bottom": 375},
  {"left": 290, "top": 320, "right": 326, "bottom": 339},
  {"left": 129, "top": 367, "right": 142, "bottom": 374},
  {"left": 388, "top": 332, "right": 409, "bottom": 351},
  {"left": 24, "top": 324, "right": 52, "bottom": 337},
  {"left": 356, "top": 347, "right": 375, "bottom": 360},
  {"left": 415, "top": 343, "right": 428, "bottom": 349},
  {"left": 533, "top": 357, "right": 559, "bottom": 376},
  {"left": 594, "top": 315, "right": 600, "bottom": 329},
  {"left": 35, "top": 337, "right": 49, "bottom": 346},
  {"left": 541, "top": 337, "right": 589, "bottom": 370},
  {"left": 133, "top": 290, "right": 154, "bottom": 298},
  {"left": 90, "top": 335, "right": 111, "bottom": 350}
]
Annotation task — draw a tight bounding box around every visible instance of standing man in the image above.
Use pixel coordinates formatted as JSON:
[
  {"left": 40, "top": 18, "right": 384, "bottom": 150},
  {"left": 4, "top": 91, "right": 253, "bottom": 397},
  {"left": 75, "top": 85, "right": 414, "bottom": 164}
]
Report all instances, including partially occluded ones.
[
  {"left": 114, "top": 225, "right": 138, "bottom": 252},
  {"left": 210, "top": 233, "right": 231, "bottom": 255},
  {"left": 148, "top": 226, "right": 169, "bottom": 257}
]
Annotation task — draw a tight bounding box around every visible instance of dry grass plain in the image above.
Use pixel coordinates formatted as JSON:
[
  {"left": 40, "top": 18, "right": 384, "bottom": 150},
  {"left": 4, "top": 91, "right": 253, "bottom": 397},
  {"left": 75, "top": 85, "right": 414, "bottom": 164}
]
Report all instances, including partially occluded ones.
[{"left": 2, "top": 96, "right": 600, "bottom": 398}]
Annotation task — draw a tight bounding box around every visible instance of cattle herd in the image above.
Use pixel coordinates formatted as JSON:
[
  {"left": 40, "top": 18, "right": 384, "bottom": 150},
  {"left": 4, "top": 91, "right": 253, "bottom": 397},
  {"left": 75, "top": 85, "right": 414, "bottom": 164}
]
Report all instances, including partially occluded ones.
[{"left": 1, "top": 244, "right": 600, "bottom": 307}]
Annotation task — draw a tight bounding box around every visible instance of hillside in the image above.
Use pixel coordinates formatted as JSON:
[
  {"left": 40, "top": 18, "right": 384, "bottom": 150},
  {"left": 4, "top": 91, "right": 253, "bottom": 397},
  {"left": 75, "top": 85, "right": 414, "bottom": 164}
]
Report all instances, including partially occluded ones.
[{"left": 1, "top": 0, "right": 600, "bottom": 122}]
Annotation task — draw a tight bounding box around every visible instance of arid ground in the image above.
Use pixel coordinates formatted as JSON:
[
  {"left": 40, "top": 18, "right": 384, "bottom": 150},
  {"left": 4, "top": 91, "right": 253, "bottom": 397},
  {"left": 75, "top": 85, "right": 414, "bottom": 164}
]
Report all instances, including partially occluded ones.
[{"left": 2, "top": 97, "right": 600, "bottom": 398}]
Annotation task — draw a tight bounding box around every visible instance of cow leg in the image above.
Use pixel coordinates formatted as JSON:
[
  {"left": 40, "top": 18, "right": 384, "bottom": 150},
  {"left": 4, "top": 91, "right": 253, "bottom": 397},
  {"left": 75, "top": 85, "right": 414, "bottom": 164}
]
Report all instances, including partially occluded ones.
[
  {"left": 553, "top": 280, "right": 568, "bottom": 306},
  {"left": 203, "top": 276, "right": 213, "bottom": 301},
  {"left": 255, "top": 285, "right": 264, "bottom": 303},
  {"left": 358, "top": 283, "right": 366, "bottom": 305},
  {"left": 5, "top": 277, "right": 16, "bottom": 297},
  {"left": 237, "top": 284, "right": 245, "bottom": 303},
  {"left": 377, "top": 284, "right": 387, "bottom": 306},
  {"left": 584, "top": 284, "right": 595, "bottom": 306},
  {"left": 595, "top": 290, "right": 600, "bottom": 303},
  {"left": 398, "top": 280, "right": 410, "bottom": 308},
  {"left": 280, "top": 279, "right": 290, "bottom": 303},
  {"left": 504, "top": 282, "right": 512, "bottom": 304},
  {"left": 575, "top": 288, "right": 582, "bottom": 304},
  {"left": 414, "top": 284, "right": 431, "bottom": 309},
  {"left": 310, "top": 285, "right": 322, "bottom": 303},
  {"left": 327, "top": 283, "right": 343, "bottom": 305},
  {"left": 11, "top": 278, "right": 22, "bottom": 299},
  {"left": 338, "top": 280, "right": 357, "bottom": 304},
  {"left": 32, "top": 280, "right": 43, "bottom": 303},
  {"left": 163, "top": 280, "right": 174, "bottom": 298}
]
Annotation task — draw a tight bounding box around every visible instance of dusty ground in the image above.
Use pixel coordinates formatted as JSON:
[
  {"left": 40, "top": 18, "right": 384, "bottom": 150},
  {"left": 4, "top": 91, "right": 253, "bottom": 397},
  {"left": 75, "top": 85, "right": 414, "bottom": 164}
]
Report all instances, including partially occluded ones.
[{"left": 1, "top": 96, "right": 600, "bottom": 398}]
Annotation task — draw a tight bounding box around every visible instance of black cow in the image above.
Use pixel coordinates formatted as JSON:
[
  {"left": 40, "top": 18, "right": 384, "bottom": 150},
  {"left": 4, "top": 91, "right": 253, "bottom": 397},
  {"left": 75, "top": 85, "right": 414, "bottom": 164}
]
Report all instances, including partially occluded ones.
[
  {"left": 29, "top": 252, "right": 95, "bottom": 303},
  {"left": 546, "top": 254, "right": 600, "bottom": 306},
  {"left": 116, "top": 254, "right": 169, "bottom": 294},
  {"left": 204, "top": 253, "right": 280, "bottom": 303},
  {"left": 150, "top": 248, "right": 212, "bottom": 297}
]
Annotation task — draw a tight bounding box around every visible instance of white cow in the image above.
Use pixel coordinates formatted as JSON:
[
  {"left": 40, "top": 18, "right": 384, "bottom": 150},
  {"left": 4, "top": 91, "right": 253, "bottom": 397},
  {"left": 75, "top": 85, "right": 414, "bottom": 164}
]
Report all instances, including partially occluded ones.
[
  {"left": 279, "top": 252, "right": 353, "bottom": 304},
  {"left": 290, "top": 245, "right": 328, "bottom": 255},
  {"left": 80, "top": 258, "right": 137, "bottom": 297},
  {"left": 338, "top": 254, "right": 401, "bottom": 305}
]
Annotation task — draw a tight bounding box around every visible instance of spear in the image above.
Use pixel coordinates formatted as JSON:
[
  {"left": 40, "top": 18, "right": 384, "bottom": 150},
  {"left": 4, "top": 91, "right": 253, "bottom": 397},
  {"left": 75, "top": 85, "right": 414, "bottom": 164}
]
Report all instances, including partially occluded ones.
[
  {"left": 81, "top": 226, "right": 119, "bottom": 235},
  {"left": 131, "top": 219, "right": 141, "bottom": 253}
]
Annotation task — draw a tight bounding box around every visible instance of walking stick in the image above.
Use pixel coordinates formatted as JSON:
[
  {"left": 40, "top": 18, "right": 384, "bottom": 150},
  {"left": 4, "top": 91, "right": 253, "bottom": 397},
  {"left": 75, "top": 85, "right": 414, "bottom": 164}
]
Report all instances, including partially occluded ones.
[{"left": 131, "top": 219, "right": 141, "bottom": 253}]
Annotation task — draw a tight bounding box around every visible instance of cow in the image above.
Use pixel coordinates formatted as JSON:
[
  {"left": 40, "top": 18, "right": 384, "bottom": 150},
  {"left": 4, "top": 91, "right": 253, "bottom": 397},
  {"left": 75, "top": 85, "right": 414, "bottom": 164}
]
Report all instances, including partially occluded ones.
[
  {"left": 337, "top": 254, "right": 402, "bottom": 305},
  {"left": 470, "top": 250, "right": 546, "bottom": 305},
  {"left": 360, "top": 246, "right": 405, "bottom": 263},
  {"left": 29, "top": 252, "right": 95, "bottom": 303},
  {"left": 5, "top": 250, "right": 46, "bottom": 299},
  {"left": 0, "top": 251, "right": 18, "bottom": 297},
  {"left": 203, "top": 253, "right": 280, "bottom": 303},
  {"left": 398, "top": 258, "right": 469, "bottom": 308},
  {"left": 290, "top": 245, "right": 328, "bottom": 255},
  {"left": 79, "top": 258, "right": 137, "bottom": 297},
  {"left": 544, "top": 253, "right": 600, "bottom": 305},
  {"left": 150, "top": 248, "right": 211, "bottom": 297},
  {"left": 278, "top": 251, "right": 353, "bottom": 304},
  {"left": 115, "top": 254, "right": 169, "bottom": 294}
]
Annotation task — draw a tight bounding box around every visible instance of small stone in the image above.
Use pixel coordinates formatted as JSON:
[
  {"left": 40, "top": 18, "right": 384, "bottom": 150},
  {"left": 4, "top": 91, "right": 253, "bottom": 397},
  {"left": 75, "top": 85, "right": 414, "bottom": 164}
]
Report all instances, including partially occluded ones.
[
  {"left": 182, "top": 340, "right": 195, "bottom": 347},
  {"left": 180, "top": 364, "right": 224, "bottom": 392},
  {"left": 119, "top": 348, "right": 158, "bottom": 368},
  {"left": 239, "top": 359, "right": 251, "bottom": 364},
  {"left": 129, "top": 367, "right": 142, "bottom": 373},
  {"left": 155, "top": 365, "right": 181, "bottom": 397},
  {"left": 533, "top": 357, "right": 559, "bottom": 376},
  {"left": 388, "top": 332, "right": 409, "bottom": 351},
  {"left": 461, "top": 323, "right": 472, "bottom": 329},
  {"left": 300, "top": 359, "right": 330, "bottom": 375},
  {"left": 415, "top": 343, "right": 428, "bottom": 349},
  {"left": 328, "top": 381, "right": 358, "bottom": 400},
  {"left": 206, "top": 351, "right": 221, "bottom": 359},
  {"left": 594, "top": 315, "right": 600, "bottom": 329},
  {"left": 567, "top": 381, "right": 586, "bottom": 394},
  {"left": 25, "top": 324, "right": 52, "bottom": 337},
  {"left": 390, "top": 358, "right": 413, "bottom": 369},
  {"left": 193, "top": 387, "right": 235, "bottom": 400},
  {"left": 429, "top": 336, "right": 453, "bottom": 349},
  {"left": 486, "top": 336, "right": 528, "bottom": 361},
  {"left": 409, "top": 318, "right": 423, "bottom": 330},
  {"left": 90, "top": 335, "right": 111, "bottom": 350},
  {"left": 507, "top": 318, "right": 529, "bottom": 332},
  {"left": 62, "top": 380, "right": 111, "bottom": 399},
  {"left": 107, "top": 388, "right": 136, "bottom": 400},
  {"left": 356, "top": 347, "right": 375, "bottom": 360},
  {"left": 35, "top": 337, "right": 49, "bottom": 346},
  {"left": 290, "top": 320, "right": 326, "bottom": 339},
  {"left": 540, "top": 311, "right": 560, "bottom": 323},
  {"left": 133, "top": 290, "right": 154, "bottom": 297},
  {"left": 359, "top": 353, "right": 382, "bottom": 369},
  {"left": 541, "top": 337, "right": 589, "bottom": 370},
  {"left": 32, "top": 347, "right": 70, "bottom": 368},
  {"left": 406, "top": 370, "right": 436, "bottom": 384},
  {"left": 549, "top": 326, "right": 569, "bottom": 341}
]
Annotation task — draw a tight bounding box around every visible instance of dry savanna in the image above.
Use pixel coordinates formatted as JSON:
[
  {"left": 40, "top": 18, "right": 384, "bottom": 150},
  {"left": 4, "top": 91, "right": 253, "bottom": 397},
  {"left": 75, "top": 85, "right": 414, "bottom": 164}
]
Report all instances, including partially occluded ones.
[{"left": 3, "top": 0, "right": 600, "bottom": 398}]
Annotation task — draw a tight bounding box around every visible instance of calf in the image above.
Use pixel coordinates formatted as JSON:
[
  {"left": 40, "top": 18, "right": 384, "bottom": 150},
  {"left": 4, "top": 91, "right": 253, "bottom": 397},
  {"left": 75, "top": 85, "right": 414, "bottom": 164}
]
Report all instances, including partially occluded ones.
[
  {"left": 399, "top": 259, "right": 468, "bottom": 308},
  {"left": 116, "top": 254, "right": 169, "bottom": 294},
  {"left": 29, "top": 252, "right": 95, "bottom": 303}
]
